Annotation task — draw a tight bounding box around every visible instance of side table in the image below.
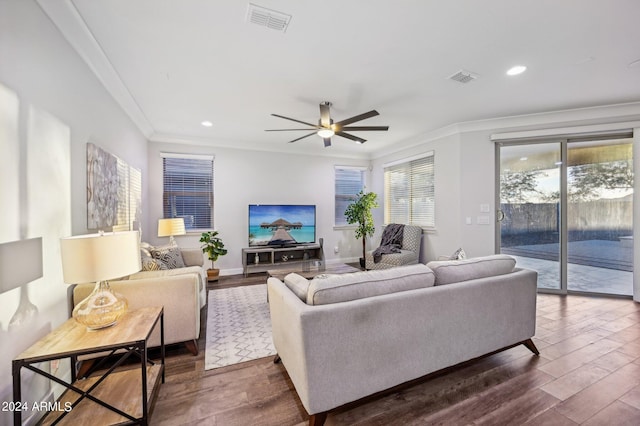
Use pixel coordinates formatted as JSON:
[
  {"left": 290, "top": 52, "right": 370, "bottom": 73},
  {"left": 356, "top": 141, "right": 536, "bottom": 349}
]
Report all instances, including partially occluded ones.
[{"left": 12, "top": 306, "right": 165, "bottom": 425}]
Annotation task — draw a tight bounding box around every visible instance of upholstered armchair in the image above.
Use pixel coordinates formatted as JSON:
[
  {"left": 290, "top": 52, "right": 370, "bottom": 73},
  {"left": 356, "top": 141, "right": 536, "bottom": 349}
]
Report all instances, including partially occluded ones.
[{"left": 365, "top": 224, "right": 423, "bottom": 270}]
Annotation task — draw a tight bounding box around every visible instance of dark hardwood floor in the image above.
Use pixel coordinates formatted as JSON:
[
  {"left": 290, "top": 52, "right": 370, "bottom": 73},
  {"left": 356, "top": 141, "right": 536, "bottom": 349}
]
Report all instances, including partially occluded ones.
[{"left": 151, "top": 273, "right": 640, "bottom": 425}]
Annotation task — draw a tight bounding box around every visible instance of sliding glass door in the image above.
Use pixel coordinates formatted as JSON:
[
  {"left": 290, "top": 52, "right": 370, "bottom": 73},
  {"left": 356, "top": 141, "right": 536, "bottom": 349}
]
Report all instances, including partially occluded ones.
[
  {"left": 498, "top": 143, "right": 562, "bottom": 291},
  {"left": 566, "top": 139, "right": 634, "bottom": 296},
  {"left": 497, "top": 136, "right": 634, "bottom": 296}
]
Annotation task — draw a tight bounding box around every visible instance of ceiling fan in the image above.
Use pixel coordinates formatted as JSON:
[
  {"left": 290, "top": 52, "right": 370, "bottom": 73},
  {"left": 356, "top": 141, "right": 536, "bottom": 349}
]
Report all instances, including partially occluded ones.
[{"left": 266, "top": 101, "right": 389, "bottom": 147}]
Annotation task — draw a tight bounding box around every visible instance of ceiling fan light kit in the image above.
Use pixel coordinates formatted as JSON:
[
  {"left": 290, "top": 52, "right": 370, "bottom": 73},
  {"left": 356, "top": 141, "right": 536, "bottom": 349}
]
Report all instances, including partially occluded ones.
[{"left": 266, "top": 101, "right": 389, "bottom": 147}]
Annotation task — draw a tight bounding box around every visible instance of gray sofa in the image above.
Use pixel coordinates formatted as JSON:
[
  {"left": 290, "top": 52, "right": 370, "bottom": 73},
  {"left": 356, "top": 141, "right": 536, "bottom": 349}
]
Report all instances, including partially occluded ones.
[{"left": 267, "top": 255, "right": 538, "bottom": 425}]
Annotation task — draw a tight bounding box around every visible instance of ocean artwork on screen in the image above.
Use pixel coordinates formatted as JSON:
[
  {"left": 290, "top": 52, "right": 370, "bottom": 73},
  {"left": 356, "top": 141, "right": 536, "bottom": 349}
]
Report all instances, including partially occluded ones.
[{"left": 248, "top": 205, "right": 316, "bottom": 246}]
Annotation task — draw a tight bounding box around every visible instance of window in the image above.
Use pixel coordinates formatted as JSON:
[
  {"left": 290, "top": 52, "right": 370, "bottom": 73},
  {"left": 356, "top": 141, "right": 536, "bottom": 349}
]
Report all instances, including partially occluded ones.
[
  {"left": 162, "top": 153, "right": 214, "bottom": 230},
  {"left": 384, "top": 152, "right": 434, "bottom": 227},
  {"left": 334, "top": 166, "right": 367, "bottom": 226}
]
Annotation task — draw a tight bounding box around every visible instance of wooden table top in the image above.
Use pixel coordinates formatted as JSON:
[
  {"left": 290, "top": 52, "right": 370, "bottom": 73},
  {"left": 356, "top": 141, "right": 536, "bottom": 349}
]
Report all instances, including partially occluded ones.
[{"left": 15, "top": 306, "right": 163, "bottom": 362}]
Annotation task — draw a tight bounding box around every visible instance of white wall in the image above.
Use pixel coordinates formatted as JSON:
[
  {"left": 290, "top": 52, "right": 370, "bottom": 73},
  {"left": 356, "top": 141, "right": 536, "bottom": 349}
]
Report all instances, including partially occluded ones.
[
  {"left": 371, "top": 105, "right": 640, "bottom": 271},
  {"left": 370, "top": 132, "right": 462, "bottom": 262},
  {"left": 0, "top": 1, "right": 148, "bottom": 423},
  {"left": 147, "top": 142, "right": 370, "bottom": 274}
]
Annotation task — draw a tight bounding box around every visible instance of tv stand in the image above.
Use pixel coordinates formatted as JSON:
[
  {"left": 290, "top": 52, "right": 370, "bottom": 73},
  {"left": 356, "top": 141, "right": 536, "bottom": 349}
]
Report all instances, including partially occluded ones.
[{"left": 242, "top": 239, "right": 325, "bottom": 277}]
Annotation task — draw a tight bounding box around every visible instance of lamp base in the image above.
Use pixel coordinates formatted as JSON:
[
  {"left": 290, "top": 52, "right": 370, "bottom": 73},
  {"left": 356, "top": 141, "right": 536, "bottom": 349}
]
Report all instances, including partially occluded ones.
[{"left": 73, "top": 281, "right": 128, "bottom": 330}]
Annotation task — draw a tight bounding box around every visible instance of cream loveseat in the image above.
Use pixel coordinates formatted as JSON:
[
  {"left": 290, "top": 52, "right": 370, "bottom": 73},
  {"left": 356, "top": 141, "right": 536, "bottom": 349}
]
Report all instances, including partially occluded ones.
[
  {"left": 72, "top": 245, "right": 206, "bottom": 356},
  {"left": 267, "top": 255, "right": 538, "bottom": 425}
]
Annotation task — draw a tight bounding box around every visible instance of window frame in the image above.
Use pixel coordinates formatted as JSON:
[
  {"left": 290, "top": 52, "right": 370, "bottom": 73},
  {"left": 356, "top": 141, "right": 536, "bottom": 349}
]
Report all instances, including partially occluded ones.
[
  {"left": 161, "top": 152, "right": 215, "bottom": 232},
  {"left": 383, "top": 151, "right": 435, "bottom": 228},
  {"left": 334, "top": 165, "right": 368, "bottom": 228}
]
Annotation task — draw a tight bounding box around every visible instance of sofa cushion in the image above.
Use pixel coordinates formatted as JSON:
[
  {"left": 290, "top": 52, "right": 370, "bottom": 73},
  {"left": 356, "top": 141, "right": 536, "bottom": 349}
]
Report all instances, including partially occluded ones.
[
  {"left": 426, "top": 254, "right": 516, "bottom": 286},
  {"left": 307, "top": 263, "right": 435, "bottom": 306},
  {"left": 150, "top": 245, "right": 186, "bottom": 269},
  {"left": 284, "top": 273, "right": 310, "bottom": 303}
]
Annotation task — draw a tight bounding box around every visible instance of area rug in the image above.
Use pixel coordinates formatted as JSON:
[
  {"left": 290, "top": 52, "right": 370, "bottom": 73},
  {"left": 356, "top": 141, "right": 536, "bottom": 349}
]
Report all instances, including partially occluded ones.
[{"left": 204, "top": 284, "right": 276, "bottom": 370}]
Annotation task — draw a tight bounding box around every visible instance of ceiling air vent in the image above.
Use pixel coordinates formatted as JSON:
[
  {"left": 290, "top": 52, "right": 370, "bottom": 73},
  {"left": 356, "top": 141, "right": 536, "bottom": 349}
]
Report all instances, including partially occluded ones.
[
  {"left": 448, "top": 70, "right": 478, "bottom": 84},
  {"left": 246, "top": 3, "right": 291, "bottom": 32}
]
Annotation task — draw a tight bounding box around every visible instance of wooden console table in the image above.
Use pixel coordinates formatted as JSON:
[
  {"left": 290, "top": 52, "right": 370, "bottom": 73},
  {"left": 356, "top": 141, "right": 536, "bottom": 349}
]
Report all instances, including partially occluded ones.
[{"left": 12, "top": 306, "right": 165, "bottom": 426}]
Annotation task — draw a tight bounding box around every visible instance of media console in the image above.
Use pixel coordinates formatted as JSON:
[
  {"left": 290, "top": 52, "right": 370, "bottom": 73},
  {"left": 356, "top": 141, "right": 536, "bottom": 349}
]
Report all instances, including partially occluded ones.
[{"left": 242, "top": 239, "right": 324, "bottom": 277}]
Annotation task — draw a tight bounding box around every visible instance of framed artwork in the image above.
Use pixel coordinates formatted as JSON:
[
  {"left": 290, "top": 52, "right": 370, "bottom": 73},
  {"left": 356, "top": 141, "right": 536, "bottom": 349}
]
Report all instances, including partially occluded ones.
[{"left": 87, "top": 143, "right": 141, "bottom": 232}]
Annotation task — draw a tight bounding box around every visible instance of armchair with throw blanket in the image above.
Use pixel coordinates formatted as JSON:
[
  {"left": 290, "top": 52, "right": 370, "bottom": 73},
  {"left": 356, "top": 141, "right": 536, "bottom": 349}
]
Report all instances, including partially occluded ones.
[{"left": 365, "top": 224, "right": 423, "bottom": 270}]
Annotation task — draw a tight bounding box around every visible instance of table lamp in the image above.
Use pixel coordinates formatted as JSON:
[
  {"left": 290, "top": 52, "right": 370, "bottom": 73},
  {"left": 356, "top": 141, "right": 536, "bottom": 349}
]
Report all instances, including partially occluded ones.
[
  {"left": 157, "top": 218, "right": 186, "bottom": 245},
  {"left": 60, "top": 231, "right": 141, "bottom": 330}
]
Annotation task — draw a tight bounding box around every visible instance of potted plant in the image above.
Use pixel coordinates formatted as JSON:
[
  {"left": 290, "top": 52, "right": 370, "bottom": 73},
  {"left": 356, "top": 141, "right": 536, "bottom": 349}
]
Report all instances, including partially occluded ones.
[
  {"left": 199, "top": 230, "right": 228, "bottom": 281},
  {"left": 344, "top": 190, "right": 379, "bottom": 269}
]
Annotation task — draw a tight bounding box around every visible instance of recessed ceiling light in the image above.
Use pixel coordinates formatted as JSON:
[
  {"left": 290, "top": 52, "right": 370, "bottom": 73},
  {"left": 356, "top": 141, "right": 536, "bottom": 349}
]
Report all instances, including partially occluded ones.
[
  {"left": 201, "top": 121, "right": 213, "bottom": 127},
  {"left": 507, "top": 65, "right": 527, "bottom": 76}
]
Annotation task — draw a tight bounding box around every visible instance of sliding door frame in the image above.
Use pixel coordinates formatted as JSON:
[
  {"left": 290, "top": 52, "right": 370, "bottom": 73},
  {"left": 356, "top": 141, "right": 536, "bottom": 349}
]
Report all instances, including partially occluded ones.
[{"left": 495, "top": 132, "right": 633, "bottom": 297}]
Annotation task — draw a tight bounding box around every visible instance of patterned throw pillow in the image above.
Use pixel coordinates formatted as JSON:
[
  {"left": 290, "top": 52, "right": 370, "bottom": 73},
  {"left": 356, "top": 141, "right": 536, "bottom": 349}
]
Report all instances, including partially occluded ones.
[
  {"left": 450, "top": 247, "right": 466, "bottom": 260},
  {"left": 142, "top": 256, "right": 167, "bottom": 271},
  {"left": 150, "top": 245, "right": 186, "bottom": 269}
]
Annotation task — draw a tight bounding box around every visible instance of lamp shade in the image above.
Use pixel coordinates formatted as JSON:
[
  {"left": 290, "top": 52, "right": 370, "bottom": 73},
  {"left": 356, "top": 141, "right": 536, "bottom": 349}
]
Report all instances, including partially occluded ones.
[
  {"left": 0, "top": 237, "right": 43, "bottom": 293},
  {"left": 60, "top": 231, "right": 141, "bottom": 284},
  {"left": 157, "top": 218, "right": 186, "bottom": 237}
]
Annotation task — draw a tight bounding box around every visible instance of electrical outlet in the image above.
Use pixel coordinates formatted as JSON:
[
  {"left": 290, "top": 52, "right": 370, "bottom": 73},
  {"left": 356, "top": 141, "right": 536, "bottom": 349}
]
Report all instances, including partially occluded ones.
[{"left": 334, "top": 246, "right": 339, "bottom": 254}]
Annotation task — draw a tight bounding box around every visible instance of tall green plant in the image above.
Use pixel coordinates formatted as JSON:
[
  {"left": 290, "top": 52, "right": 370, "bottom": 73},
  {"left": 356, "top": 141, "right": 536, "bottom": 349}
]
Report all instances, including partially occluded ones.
[
  {"left": 199, "top": 230, "right": 228, "bottom": 269},
  {"left": 344, "top": 190, "right": 379, "bottom": 267}
]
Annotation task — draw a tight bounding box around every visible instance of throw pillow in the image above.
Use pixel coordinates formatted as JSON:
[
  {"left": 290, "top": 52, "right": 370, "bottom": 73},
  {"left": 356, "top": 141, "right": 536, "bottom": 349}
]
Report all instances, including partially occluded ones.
[
  {"left": 142, "top": 256, "right": 167, "bottom": 271},
  {"left": 150, "top": 245, "right": 186, "bottom": 269},
  {"left": 283, "top": 273, "right": 310, "bottom": 303},
  {"left": 450, "top": 247, "right": 466, "bottom": 260}
]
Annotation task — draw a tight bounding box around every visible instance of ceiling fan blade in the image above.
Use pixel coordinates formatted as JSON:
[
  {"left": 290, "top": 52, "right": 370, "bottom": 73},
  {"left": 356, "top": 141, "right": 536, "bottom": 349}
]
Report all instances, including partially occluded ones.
[
  {"left": 265, "top": 128, "right": 318, "bottom": 131},
  {"left": 319, "top": 103, "right": 331, "bottom": 127},
  {"left": 336, "top": 131, "right": 366, "bottom": 144},
  {"left": 334, "top": 110, "right": 379, "bottom": 127},
  {"left": 340, "top": 126, "right": 389, "bottom": 131},
  {"left": 271, "top": 114, "right": 320, "bottom": 128},
  {"left": 323, "top": 137, "right": 332, "bottom": 147},
  {"left": 288, "top": 132, "right": 317, "bottom": 143}
]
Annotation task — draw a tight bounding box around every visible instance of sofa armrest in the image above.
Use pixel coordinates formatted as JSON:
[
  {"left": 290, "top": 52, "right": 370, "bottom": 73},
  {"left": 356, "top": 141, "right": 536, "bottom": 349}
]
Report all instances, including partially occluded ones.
[
  {"left": 181, "top": 248, "right": 204, "bottom": 267},
  {"left": 73, "top": 273, "right": 201, "bottom": 349}
]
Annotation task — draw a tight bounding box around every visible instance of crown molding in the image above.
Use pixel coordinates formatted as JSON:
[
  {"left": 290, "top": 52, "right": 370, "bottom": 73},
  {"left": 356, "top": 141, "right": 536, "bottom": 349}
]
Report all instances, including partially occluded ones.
[
  {"left": 372, "top": 102, "right": 640, "bottom": 160},
  {"left": 37, "top": 0, "right": 154, "bottom": 137}
]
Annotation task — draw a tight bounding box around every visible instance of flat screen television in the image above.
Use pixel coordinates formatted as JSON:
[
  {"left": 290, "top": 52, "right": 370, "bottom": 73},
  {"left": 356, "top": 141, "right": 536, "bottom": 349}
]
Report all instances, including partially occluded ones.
[{"left": 248, "top": 204, "right": 316, "bottom": 247}]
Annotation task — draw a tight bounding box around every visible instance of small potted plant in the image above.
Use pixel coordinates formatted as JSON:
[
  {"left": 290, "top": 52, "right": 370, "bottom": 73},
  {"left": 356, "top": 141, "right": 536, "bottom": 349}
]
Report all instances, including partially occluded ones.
[
  {"left": 200, "top": 230, "right": 228, "bottom": 281},
  {"left": 344, "top": 190, "right": 379, "bottom": 269}
]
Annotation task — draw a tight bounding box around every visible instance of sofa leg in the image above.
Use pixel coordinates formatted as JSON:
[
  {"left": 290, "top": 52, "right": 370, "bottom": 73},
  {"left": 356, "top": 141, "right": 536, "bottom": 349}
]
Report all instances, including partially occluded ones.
[
  {"left": 273, "top": 354, "right": 281, "bottom": 364},
  {"left": 309, "top": 412, "right": 327, "bottom": 426},
  {"left": 184, "top": 339, "right": 198, "bottom": 356},
  {"left": 522, "top": 338, "right": 540, "bottom": 355}
]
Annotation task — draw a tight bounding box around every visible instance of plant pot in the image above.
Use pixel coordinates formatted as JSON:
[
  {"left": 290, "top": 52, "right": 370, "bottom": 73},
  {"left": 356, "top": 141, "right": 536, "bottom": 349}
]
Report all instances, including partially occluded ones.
[
  {"left": 359, "top": 258, "right": 366, "bottom": 270},
  {"left": 207, "top": 268, "right": 220, "bottom": 282}
]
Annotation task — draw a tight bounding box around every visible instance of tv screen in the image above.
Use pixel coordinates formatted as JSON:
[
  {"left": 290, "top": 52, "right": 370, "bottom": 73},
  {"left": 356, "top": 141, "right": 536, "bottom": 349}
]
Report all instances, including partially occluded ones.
[{"left": 248, "top": 204, "right": 316, "bottom": 247}]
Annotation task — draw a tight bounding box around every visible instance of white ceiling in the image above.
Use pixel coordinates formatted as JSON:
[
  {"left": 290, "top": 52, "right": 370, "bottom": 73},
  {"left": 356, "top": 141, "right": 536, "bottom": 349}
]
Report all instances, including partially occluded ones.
[{"left": 40, "top": 0, "right": 640, "bottom": 157}]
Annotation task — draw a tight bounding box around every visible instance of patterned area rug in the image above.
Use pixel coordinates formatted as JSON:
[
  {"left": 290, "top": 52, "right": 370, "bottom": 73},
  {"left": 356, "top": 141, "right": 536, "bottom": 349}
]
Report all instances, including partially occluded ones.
[{"left": 205, "top": 284, "right": 276, "bottom": 370}]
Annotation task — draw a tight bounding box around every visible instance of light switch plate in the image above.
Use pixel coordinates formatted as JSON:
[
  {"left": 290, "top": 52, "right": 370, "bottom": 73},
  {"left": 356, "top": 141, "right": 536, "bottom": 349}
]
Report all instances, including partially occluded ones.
[{"left": 477, "top": 216, "right": 490, "bottom": 225}]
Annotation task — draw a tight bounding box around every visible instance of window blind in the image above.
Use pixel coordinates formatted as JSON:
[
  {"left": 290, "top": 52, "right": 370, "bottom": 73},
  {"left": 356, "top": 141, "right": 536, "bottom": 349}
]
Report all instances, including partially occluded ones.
[
  {"left": 384, "top": 153, "right": 434, "bottom": 227},
  {"left": 335, "top": 166, "right": 366, "bottom": 226},
  {"left": 162, "top": 155, "right": 214, "bottom": 230}
]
